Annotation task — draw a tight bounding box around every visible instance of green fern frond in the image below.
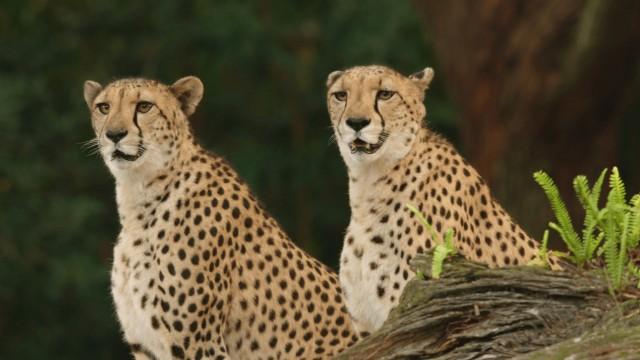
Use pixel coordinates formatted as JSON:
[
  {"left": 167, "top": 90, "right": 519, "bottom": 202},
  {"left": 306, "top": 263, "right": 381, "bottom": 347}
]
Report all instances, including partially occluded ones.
[
  {"left": 605, "top": 213, "right": 631, "bottom": 290},
  {"left": 548, "top": 222, "right": 581, "bottom": 262},
  {"left": 406, "top": 204, "right": 456, "bottom": 279},
  {"left": 406, "top": 204, "right": 440, "bottom": 245},
  {"left": 603, "top": 222, "right": 620, "bottom": 289},
  {"left": 609, "top": 167, "right": 627, "bottom": 207},
  {"left": 431, "top": 229, "right": 456, "bottom": 279},
  {"left": 629, "top": 195, "right": 640, "bottom": 248},
  {"left": 616, "top": 213, "right": 630, "bottom": 289},
  {"left": 527, "top": 230, "right": 550, "bottom": 268},
  {"left": 534, "top": 171, "right": 583, "bottom": 263},
  {"left": 431, "top": 245, "right": 450, "bottom": 279},
  {"left": 540, "top": 229, "right": 549, "bottom": 254},
  {"left": 574, "top": 170, "right": 608, "bottom": 261},
  {"left": 443, "top": 229, "right": 456, "bottom": 253},
  {"left": 628, "top": 263, "right": 640, "bottom": 288},
  {"left": 590, "top": 169, "right": 608, "bottom": 207},
  {"left": 574, "top": 175, "right": 596, "bottom": 217}
]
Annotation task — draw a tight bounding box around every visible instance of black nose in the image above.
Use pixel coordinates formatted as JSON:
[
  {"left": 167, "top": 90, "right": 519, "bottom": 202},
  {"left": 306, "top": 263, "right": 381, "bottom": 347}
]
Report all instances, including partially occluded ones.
[
  {"left": 346, "top": 118, "right": 371, "bottom": 131},
  {"left": 106, "top": 129, "right": 128, "bottom": 144}
]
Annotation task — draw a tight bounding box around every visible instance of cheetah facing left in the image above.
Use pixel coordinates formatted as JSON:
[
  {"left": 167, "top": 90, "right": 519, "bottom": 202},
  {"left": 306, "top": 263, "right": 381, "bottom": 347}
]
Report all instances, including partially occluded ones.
[{"left": 84, "top": 76, "right": 358, "bottom": 360}]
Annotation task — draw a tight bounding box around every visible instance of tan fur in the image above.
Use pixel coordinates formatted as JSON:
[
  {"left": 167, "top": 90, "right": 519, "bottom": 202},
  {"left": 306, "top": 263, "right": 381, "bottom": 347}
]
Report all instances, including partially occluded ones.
[
  {"left": 85, "top": 77, "right": 359, "bottom": 360},
  {"left": 326, "top": 65, "right": 559, "bottom": 335}
]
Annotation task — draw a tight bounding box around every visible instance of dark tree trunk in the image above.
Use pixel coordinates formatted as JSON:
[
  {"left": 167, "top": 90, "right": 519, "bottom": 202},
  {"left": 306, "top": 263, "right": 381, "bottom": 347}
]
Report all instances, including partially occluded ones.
[
  {"left": 334, "top": 254, "right": 640, "bottom": 360},
  {"left": 412, "top": 0, "right": 640, "bottom": 243}
]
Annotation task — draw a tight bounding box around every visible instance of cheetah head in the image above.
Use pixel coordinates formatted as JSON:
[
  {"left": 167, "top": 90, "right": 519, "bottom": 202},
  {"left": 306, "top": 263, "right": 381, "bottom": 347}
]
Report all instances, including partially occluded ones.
[
  {"left": 83, "top": 76, "right": 203, "bottom": 176},
  {"left": 326, "top": 65, "right": 433, "bottom": 166}
]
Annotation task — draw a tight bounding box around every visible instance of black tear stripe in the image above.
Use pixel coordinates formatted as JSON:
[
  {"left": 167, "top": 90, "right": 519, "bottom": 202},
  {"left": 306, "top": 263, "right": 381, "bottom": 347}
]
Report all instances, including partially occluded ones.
[
  {"left": 374, "top": 98, "right": 386, "bottom": 130},
  {"left": 133, "top": 107, "right": 142, "bottom": 136},
  {"left": 337, "top": 96, "right": 348, "bottom": 139},
  {"left": 130, "top": 343, "right": 158, "bottom": 360},
  {"left": 132, "top": 105, "right": 146, "bottom": 157}
]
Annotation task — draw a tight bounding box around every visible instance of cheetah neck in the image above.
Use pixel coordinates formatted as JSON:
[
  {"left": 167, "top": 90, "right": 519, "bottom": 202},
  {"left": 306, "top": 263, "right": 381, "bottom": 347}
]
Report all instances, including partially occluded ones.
[
  {"left": 347, "top": 127, "right": 426, "bottom": 209},
  {"left": 113, "top": 139, "right": 198, "bottom": 222}
]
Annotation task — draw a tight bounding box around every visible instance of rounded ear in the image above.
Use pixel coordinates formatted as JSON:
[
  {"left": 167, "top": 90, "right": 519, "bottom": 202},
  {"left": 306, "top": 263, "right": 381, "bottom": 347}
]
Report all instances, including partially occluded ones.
[
  {"left": 408, "top": 67, "right": 435, "bottom": 92},
  {"left": 83, "top": 80, "right": 103, "bottom": 109},
  {"left": 326, "top": 70, "right": 343, "bottom": 88},
  {"left": 170, "top": 76, "right": 204, "bottom": 116}
]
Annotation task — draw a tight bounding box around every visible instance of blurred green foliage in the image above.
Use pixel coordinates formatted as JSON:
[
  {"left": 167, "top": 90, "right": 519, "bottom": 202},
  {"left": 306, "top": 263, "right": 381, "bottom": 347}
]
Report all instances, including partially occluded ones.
[{"left": 0, "top": 0, "right": 454, "bottom": 358}]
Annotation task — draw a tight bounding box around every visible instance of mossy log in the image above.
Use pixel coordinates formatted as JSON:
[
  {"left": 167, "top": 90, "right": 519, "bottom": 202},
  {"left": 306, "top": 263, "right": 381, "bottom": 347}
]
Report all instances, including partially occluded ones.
[{"left": 334, "top": 254, "right": 640, "bottom": 360}]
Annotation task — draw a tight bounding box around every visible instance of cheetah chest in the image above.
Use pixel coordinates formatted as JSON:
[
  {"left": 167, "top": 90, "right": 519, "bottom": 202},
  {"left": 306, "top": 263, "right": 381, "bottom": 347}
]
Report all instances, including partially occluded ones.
[
  {"left": 111, "top": 229, "right": 166, "bottom": 357},
  {"left": 339, "top": 218, "right": 409, "bottom": 333}
]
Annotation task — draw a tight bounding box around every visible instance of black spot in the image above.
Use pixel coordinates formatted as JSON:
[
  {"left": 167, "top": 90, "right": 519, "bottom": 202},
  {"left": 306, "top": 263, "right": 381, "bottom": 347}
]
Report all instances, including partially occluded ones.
[
  {"left": 371, "top": 236, "right": 384, "bottom": 244},
  {"left": 171, "top": 345, "right": 185, "bottom": 359}
]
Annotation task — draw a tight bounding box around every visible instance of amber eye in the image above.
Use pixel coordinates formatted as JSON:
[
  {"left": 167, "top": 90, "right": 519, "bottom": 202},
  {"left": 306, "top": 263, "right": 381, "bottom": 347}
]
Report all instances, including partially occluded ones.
[
  {"left": 136, "top": 101, "right": 153, "bottom": 113},
  {"left": 96, "top": 103, "right": 110, "bottom": 114},
  {"left": 333, "top": 91, "right": 347, "bottom": 101},
  {"left": 376, "top": 90, "right": 395, "bottom": 100}
]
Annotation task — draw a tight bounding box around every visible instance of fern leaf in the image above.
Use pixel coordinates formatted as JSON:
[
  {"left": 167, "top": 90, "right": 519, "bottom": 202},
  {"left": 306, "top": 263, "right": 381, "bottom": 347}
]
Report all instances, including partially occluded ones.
[
  {"left": 609, "top": 167, "right": 627, "bottom": 206},
  {"left": 574, "top": 175, "right": 597, "bottom": 218},
  {"left": 628, "top": 263, "right": 640, "bottom": 288},
  {"left": 617, "top": 213, "right": 631, "bottom": 289},
  {"left": 574, "top": 176, "right": 595, "bottom": 262},
  {"left": 443, "top": 229, "right": 456, "bottom": 253},
  {"left": 431, "top": 245, "right": 449, "bottom": 279},
  {"left": 587, "top": 170, "right": 608, "bottom": 257},
  {"left": 528, "top": 230, "right": 550, "bottom": 268},
  {"left": 548, "top": 222, "right": 580, "bottom": 263},
  {"left": 629, "top": 195, "right": 640, "bottom": 248},
  {"left": 603, "top": 221, "right": 620, "bottom": 289},
  {"left": 541, "top": 229, "right": 549, "bottom": 254},
  {"left": 406, "top": 204, "right": 440, "bottom": 245},
  {"left": 582, "top": 220, "right": 602, "bottom": 261},
  {"left": 534, "top": 171, "right": 583, "bottom": 263},
  {"left": 605, "top": 213, "right": 630, "bottom": 290},
  {"left": 589, "top": 232, "right": 606, "bottom": 261},
  {"left": 589, "top": 168, "right": 608, "bottom": 210}
]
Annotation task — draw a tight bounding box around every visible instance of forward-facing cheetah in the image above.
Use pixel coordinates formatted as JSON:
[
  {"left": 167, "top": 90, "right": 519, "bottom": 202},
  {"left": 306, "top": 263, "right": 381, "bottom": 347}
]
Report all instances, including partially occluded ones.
[
  {"left": 84, "top": 76, "right": 358, "bottom": 359},
  {"left": 325, "top": 65, "right": 559, "bottom": 335}
]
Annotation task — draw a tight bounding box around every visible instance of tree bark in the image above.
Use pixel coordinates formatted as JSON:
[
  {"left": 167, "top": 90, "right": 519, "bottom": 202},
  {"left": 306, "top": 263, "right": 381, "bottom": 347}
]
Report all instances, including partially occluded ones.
[
  {"left": 334, "top": 254, "right": 640, "bottom": 360},
  {"left": 412, "top": 0, "right": 640, "bottom": 241}
]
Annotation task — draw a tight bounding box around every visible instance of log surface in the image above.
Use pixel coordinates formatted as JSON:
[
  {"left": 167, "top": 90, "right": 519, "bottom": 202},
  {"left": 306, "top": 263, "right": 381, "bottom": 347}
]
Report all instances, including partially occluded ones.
[{"left": 334, "top": 254, "right": 639, "bottom": 360}]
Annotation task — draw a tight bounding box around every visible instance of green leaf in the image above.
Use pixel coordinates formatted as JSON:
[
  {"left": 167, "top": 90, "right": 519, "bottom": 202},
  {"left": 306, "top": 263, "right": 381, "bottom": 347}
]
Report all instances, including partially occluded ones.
[
  {"left": 534, "top": 171, "right": 584, "bottom": 265},
  {"left": 406, "top": 204, "right": 440, "bottom": 245},
  {"left": 431, "top": 244, "right": 451, "bottom": 279},
  {"left": 528, "top": 229, "right": 550, "bottom": 268},
  {"left": 628, "top": 195, "right": 640, "bottom": 248},
  {"left": 443, "top": 228, "right": 456, "bottom": 253},
  {"left": 609, "top": 167, "right": 627, "bottom": 206}
]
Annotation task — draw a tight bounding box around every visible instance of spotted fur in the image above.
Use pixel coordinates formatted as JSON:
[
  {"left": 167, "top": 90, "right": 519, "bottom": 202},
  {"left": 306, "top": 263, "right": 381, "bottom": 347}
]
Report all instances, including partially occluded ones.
[
  {"left": 84, "top": 76, "right": 358, "bottom": 360},
  {"left": 325, "top": 65, "right": 560, "bottom": 335}
]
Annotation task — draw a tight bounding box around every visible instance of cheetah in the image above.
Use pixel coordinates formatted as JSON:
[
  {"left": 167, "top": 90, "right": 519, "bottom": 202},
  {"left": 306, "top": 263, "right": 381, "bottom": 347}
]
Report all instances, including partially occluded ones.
[
  {"left": 84, "top": 76, "right": 359, "bottom": 360},
  {"left": 325, "top": 65, "right": 560, "bottom": 335}
]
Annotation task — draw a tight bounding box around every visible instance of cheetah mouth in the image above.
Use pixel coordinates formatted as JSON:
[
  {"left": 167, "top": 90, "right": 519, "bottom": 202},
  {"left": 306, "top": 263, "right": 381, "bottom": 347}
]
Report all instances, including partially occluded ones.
[
  {"left": 112, "top": 144, "right": 145, "bottom": 162},
  {"left": 349, "top": 133, "right": 388, "bottom": 154}
]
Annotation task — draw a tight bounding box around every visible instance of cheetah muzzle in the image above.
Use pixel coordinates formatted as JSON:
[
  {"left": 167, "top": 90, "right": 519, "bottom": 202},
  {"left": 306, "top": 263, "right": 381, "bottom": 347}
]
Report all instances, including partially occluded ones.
[
  {"left": 112, "top": 144, "right": 145, "bottom": 162},
  {"left": 349, "top": 132, "right": 388, "bottom": 154}
]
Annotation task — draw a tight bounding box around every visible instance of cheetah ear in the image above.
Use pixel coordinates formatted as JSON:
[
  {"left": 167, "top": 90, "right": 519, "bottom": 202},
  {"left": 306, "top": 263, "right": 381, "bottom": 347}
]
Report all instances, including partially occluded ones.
[
  {"left": 170, "top": 76, "right": 204, "bottom": 116},
  {"left": 83, "top": 80, "right": 103, "bottom": 109},
  {"left": 326, "top": 70, "right": 343, "bottom": 88},
  {"left": 408, "top": 67, "right": 435, "bottom": 92}
]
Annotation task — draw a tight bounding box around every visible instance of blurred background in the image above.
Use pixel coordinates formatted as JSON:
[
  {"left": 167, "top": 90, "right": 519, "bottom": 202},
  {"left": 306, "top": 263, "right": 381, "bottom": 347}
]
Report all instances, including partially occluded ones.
[{"left": 1, "top": 1, "right": 639, "bottom": 358}]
